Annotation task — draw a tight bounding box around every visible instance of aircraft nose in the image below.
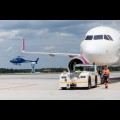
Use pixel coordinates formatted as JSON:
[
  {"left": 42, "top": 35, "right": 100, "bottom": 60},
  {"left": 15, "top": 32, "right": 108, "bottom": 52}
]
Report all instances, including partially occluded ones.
[
  {"left": 81, "top": 42, "right": 97, "bottom": 55},
  {"left": 80, "top": 41, "right": 103, "bottom": 62},
  {"left": 83, "top": 46, "right": 99, "bottom": 55},
  {"left": 80, "top": 41, "right": 115, "bottom": 65}
]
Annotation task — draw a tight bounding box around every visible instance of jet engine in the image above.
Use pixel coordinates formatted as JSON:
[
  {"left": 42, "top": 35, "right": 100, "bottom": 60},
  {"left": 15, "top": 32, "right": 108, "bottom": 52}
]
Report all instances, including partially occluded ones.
[{"left": 68, "top": 56, "right": 89, "bottom": 71}]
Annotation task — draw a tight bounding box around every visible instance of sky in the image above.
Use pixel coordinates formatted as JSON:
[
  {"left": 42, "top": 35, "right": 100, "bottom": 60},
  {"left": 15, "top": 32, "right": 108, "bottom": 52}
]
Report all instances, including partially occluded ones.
[{"left": 0, "top": 20, "right": 120, "bottom": 69}]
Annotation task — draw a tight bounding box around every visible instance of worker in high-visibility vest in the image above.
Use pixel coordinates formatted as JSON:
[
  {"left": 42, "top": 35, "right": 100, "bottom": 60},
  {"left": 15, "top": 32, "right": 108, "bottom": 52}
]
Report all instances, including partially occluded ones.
[{"left": 102, "top": 65, "right": 110, "bottom": 88}]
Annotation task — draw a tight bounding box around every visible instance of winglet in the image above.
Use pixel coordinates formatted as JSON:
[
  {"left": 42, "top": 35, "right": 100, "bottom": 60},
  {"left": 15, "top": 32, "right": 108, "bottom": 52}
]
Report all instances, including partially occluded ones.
[{"left": 22, "top": 38, "right": 25, "bottom": 52}]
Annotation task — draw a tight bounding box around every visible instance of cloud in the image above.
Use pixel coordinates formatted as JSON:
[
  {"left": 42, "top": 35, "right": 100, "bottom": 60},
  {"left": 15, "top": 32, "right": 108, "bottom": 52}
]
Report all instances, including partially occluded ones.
[
  {"left": 55, "top": 32, "right": 74, "bottom": 37},
  {"left": 5, "top": 46, "right": 13, "bottom": 52},
  {"left": 36, "top": 28, "right": 49, "bottom": 36},
  {"left": 0, "top": 30, "right": 20, "bottom": 41},
  {"left": 44, "top": 46, "right": 55, "bottom": 50},
  {"left": 0, "top": 30, "right": 18, "bottom": 37},
  {"left": 0, "top": 38, "right": 5, "bottom": 42},
  {"left": 1, "top": 20, "right": 120, "bottom": 69}
]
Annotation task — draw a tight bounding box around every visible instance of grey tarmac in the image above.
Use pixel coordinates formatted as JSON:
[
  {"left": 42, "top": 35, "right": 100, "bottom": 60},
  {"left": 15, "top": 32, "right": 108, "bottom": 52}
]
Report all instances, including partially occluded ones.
[{"left": 0, "top": 72, "right": 120, "bottom": 100}]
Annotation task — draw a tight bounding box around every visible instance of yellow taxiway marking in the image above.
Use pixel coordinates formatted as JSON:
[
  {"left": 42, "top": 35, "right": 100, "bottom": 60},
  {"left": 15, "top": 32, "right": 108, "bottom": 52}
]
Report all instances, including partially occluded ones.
[{"left": 59, "top": 82, "right": 87, "bottom": 84}]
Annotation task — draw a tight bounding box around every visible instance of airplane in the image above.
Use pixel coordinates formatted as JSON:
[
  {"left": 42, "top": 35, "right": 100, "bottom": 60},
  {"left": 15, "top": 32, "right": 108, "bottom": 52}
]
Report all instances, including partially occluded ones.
[
  {"left": 10, "top": 56, "right": 39, "bottom": 65},
  {"left": 21, "top": 26, "right": 120, "bottom": 71}
]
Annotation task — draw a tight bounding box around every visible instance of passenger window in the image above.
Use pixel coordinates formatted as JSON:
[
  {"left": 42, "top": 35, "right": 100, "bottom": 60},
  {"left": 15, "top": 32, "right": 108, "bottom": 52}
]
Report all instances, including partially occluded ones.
[
  {"left": 107, "top": 35, "right": 113, "bottom": 41},
  {"left": 85, "top": 35, "right": 93, "bottom": 40},
  {"left": 104, "top": 35, "right": 109, "bottom": 40},
  {"left": 94, "top": 35, "right": 103, "bottom": 40}
]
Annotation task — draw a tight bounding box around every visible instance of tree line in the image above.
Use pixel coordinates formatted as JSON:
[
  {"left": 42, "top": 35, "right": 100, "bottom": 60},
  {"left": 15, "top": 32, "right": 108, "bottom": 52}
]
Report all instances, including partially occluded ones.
[
  {"left": 0, "top": 66, "right": 120, "bottom": 73},
  {"left": 108, "top": 66, "right": 120, "bottom": 71},
  {"left": 0, "top": 68, "right": 68, "bottom": 73}
]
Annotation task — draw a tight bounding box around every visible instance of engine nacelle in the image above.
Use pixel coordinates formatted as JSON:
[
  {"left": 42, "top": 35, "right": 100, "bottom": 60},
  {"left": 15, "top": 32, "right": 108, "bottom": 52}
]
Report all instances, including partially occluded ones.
[{"left": 68, "top": 56, "right": 89, "bottom": 71}]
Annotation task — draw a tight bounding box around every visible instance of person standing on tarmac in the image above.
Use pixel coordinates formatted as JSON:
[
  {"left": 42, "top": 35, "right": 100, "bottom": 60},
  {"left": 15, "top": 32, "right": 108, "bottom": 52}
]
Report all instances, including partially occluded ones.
[
  {"left": 102, "top": 65, "right": 110, "bottom": 88},
  {"left": 97, "top": 66, "right": 102, "bottom": 77}
]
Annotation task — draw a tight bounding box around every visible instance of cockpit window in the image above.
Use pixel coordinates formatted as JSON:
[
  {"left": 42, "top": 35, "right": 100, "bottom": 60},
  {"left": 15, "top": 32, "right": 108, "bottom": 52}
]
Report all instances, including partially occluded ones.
[
  {"left": 104, "top": 35, "right": 113, "bottom": 41},
  {"left": 104, "top": 35, "right": 109, "bottom": 40},
  {"left": 94, "top": 35, "right": 103, "bottom": 40},
  {"left": 85, "top": 35, "right": 113, "bottom": 41},
  {"left": 85, "top": 35, "right": 93, "bottom": 40},
  {"left": 107, "top": 35, "right": 113, "bottom": 41}
]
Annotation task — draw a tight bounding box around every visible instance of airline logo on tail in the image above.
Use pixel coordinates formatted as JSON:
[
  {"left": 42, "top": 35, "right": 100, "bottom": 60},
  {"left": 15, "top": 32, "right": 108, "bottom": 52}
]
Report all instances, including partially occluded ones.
[{"left": 22, "top": 38, "right": 25, "bottom": 52}]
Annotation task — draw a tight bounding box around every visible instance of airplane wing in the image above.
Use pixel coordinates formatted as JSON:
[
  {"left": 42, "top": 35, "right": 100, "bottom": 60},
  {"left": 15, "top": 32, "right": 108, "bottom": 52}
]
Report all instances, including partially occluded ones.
[
  {"left": 22, "top": 51, "right": 80, "bottom": 57},
  {"left": 22, "top": 39, "right": 80, "bottom": 57}
]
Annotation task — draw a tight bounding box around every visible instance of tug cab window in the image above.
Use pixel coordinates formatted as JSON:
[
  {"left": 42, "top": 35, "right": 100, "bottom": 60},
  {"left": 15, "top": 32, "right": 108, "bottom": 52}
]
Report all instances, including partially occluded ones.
[
  {"left": 85, "top": 35, "right": 93, "bottom": 40},
  {"left": 94, "top": 35, "right": 103, "bottom": 40}
]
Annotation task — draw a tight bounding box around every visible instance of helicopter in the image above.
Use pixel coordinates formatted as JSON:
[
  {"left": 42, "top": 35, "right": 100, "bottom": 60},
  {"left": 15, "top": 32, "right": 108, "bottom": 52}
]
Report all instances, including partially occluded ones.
[{"left": 10, "top": 56, "right": 39, "bottom": 65}]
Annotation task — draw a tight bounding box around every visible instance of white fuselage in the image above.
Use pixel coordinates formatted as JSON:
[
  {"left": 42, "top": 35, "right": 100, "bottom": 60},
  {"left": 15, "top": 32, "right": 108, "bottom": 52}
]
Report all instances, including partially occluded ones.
[
  {"left": 22, "top": 26, "right": 120, "bottom": 67},
  {"left": 80, "top": 26, "right": 120, "bottom": 65}
]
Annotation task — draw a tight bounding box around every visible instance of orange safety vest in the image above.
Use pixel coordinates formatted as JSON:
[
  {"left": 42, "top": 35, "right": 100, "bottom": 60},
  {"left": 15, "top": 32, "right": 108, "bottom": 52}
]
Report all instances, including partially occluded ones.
[{"left": 103, "top": 69, "right": 110, "bottom": 75}]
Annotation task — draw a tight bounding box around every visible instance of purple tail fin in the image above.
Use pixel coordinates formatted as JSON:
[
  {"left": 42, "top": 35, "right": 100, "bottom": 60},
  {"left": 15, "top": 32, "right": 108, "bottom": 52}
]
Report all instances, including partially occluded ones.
[{"left": 22, "top": 38, "right": 25, "bottom": 52}]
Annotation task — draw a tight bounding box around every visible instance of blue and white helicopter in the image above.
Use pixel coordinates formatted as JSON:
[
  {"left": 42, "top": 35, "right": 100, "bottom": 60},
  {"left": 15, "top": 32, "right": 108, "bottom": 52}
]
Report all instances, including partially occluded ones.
[
  {"left": 10, "top": 56, "right": 39, "bottom": 65},
  {"left": 10, "top": 56, "right": 39, "bottom": 73}
]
